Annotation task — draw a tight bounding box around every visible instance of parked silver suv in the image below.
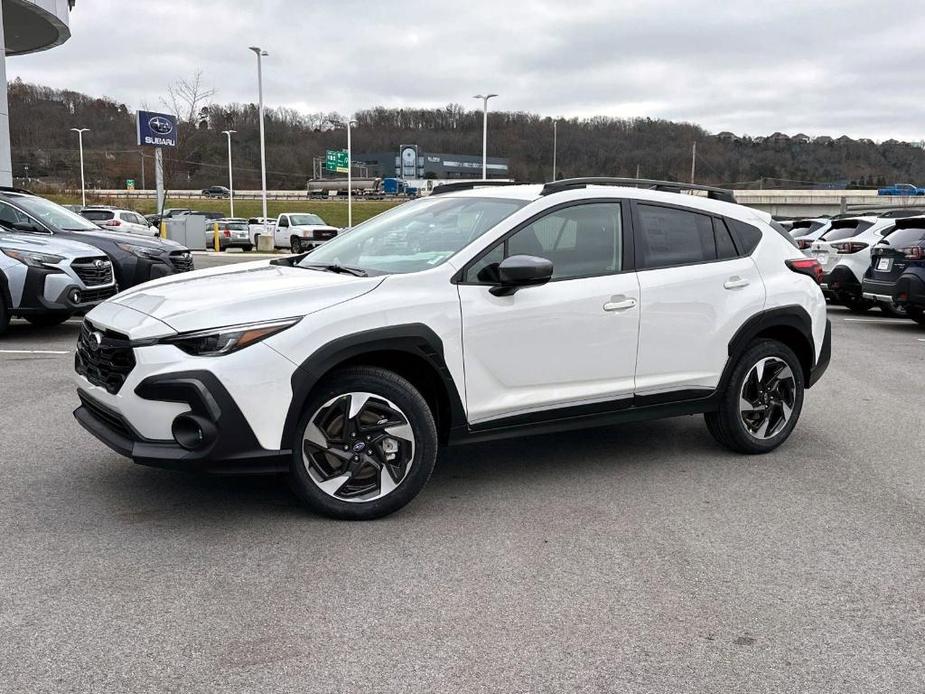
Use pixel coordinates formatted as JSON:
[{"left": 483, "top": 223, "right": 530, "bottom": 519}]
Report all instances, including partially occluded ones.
[{"left": 0, "top": 230, "right": 118, "bottom": 332}]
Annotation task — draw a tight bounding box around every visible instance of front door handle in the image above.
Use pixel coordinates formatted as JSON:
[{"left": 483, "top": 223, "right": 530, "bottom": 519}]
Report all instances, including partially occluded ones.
[
  {"left": 603, "top": 297, "right": 637, "bottom": 312},
  {"left": 724, "top": 276, "right": 750, "bottom": 290}
]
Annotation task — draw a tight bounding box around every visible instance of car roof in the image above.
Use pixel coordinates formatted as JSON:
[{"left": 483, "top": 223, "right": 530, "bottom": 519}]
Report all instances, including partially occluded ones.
[{"left": 439, "top": 183, "right": 772, "bottom": 224}]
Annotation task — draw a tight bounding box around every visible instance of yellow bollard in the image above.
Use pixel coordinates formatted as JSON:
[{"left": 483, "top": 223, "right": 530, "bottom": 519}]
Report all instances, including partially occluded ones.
[
  {"left": 160, "top": 221, "right": 166, "bottom": 239},
  {"left": 213, "top": 221, "right": 220, "bottom": 252}
]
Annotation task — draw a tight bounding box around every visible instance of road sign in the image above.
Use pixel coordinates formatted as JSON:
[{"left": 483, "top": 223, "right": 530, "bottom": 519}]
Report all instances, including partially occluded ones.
[
  {"left": 325, "top": 149, "right": 349, "bottom": 173},
  {"left": 136, "top": 110, "right": 178, "bottom": 148},
  {"left": 126, "top": 179, "right": 135, "bottom": 191}
]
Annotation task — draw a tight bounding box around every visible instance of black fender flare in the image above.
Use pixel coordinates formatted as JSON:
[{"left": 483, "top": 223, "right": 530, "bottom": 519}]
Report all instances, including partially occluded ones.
[
  {"left": 281, "top": 323, "right": 467, "bottom": 448},
  {"left": 721, "top": 305, "right": 817, "bottom": 390}
]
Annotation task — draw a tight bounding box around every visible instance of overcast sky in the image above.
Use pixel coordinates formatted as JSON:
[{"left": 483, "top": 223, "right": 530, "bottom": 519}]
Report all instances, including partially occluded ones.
[{"left": 9, "top": 0, "right": 925, "bottom": 141}]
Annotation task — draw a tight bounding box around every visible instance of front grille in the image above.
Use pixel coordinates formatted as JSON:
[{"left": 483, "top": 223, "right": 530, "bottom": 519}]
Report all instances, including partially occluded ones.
[
  {"left": 169, "top": 251, "right": 194, "bottom": 272},
  {"left": 79, "top": 285, "right": 119, "bottom": 304},
  {"left": 313, "top": 229, "right": 337, "bottom": 240},
  {"left": 71, "top": 257, "right": 114, "bottom": 286},
  {"left": 75, "top": 320, "right": 136, "bottom": 394},
  {"left": 78, "top": 391, "right": 136, "bottom": 441}
]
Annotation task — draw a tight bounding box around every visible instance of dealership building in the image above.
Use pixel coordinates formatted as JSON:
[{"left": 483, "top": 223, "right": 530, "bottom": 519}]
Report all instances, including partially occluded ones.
[
  {"left": 357, "top": 145, "right": 509, "bottom": 180},
  {"left": 0, "top": 0, "right": 74, "bottom": 186}
]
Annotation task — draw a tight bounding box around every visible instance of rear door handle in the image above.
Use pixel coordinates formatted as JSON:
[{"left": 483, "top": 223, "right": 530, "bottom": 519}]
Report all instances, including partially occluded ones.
[
  {"left": 603, "top": 297, "right": 637, "bottom": 312},
  {"left": 724, "top": 276, "right": 750, "bottom": 290}
]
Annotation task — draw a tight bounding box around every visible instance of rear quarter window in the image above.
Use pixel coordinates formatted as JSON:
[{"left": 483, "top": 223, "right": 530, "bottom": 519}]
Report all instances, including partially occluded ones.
[{"left": 727, "top": 219, "right": 764, "bottom": 254}]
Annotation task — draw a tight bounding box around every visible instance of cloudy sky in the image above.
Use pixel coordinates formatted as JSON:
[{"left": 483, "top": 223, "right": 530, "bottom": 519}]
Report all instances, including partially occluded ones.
[{"left": 9, "top": 0, "right": 925, "bottom": 140}]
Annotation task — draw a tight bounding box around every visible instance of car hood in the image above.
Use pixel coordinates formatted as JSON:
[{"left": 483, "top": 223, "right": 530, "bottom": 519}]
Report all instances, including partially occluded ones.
[
  {"left": 292, "top": 224, "right": 338, "bottom": 232},
  {"left": 0, "top": 230, "right": 106, "bottom": 257},
  {"left": 100, "top": 259, "right": 384, "bottom": 334},
  {"left": 67, "top": 229, "right": 185, "bottom": 250}
]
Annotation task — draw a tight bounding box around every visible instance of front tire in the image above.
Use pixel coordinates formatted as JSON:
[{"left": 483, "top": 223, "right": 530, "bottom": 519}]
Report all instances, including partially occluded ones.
[
  {"left": 0, "top": 300, "right": 9, "bottom": 335},
  {"left": 291, "top": 236, "right": 303, "bottom": 254},
  {"left": 705, "top": 340, "right": 804, "bottom": 454},
  {"left": 25, "top": 313, "right": 71, "bottom": 328},
  {"left": 288, "top": 367, "right": 438, "bottom": 520}
]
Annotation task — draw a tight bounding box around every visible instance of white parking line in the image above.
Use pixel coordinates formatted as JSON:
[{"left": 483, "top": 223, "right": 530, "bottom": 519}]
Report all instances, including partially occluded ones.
[
  {"left": 0, "top": 349, "right": 70, "bottom": 355},
  {"left": 843, "top": 318, "right": 904, "bottom": 324}
]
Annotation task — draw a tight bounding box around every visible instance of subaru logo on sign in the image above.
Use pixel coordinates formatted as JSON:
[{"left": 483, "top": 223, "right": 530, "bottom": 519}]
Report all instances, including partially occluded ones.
[{"left": 149, "top": 116, "right": 173, "bottom": 135}]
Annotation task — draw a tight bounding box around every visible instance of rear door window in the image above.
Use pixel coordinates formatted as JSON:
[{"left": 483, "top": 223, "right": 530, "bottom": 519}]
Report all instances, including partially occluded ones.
[{"left": 635, "top": 204, "right": 716, "bottom": 269}]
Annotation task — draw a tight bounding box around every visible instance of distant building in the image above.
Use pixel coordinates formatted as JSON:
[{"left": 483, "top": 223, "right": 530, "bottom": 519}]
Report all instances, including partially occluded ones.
[
  {"left": 814, "top": 135, "right": 834, "bottom": 145},
  {"left": 882, "top": 139, "right": 901, "bottom": 146},
  {"left": 835, "top": 135, "right": 854, "bottom": 145},
  {"left": 715, "top": 131, "right": 739, "bottom": 143},
  {"left": 356, "top": 145, "right": 509, "bottom": 180},
  {"left": 792, "top": 133, "right": 811, "bottom": 144},
  {"left": 858, "top": 138, "right": 875, "bottom": 146},
  {"left": 768, "top": 132, "right": 791, "bottom": 143}
]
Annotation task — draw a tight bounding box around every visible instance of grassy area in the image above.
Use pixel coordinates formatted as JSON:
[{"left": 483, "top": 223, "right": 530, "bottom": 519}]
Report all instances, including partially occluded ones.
[{"left": 46, "top": 194, "right": 403, "bottom": 228}]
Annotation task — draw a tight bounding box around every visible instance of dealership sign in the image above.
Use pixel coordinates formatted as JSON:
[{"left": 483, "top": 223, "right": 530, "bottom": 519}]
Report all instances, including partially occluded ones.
[{"left": 136, "top": 110, "right": 178, "bottom": 147}]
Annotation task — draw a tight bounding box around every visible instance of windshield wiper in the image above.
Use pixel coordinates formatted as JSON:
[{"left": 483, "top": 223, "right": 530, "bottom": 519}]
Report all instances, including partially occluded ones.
[{"left": 302, "top": 263, "right": 367, "bottom": 277}]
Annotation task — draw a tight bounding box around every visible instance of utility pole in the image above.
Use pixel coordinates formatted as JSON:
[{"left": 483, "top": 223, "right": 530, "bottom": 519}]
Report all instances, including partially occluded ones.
[
  {"left": 346, "top": 119, "right": 357, "bottom": 228},
  {"left": 70, "top": 128, "right": 89, "bottom": 207},
  {"left": 139, "top": 152, "right": 145, "bottom": 190},
  {"left": 473, "top": 93, "right": 497, "bottom": 179},
  {"left": 635, "top": 163, "right": 641, "bottom": 179},
  {"left": 222, "top": 129, "right": 236, "bottom": 217},
  {"left": 690, "top": 141, "right": 697, "bottom": 184},
  {"left": 249, "top": 46, "right": 269, "bottom": 236}
]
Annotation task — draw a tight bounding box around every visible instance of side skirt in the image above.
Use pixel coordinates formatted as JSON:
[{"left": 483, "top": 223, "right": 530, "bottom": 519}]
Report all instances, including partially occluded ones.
[{"left": 449, "top": 389, "right": 719, "bottom": 446}]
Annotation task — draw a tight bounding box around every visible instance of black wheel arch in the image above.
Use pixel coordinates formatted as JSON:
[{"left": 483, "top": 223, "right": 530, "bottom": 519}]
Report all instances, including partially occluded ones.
[
  {"left": 723, "top": 305, "right": 817, "bottom": 390},
  {"left": 282, "top": 324, "right": 467, "bottom": 448}
]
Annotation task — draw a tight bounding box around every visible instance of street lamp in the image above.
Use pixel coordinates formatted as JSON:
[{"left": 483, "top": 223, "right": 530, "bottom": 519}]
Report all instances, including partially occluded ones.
[
  {"left": 70, "top": 128, "right": 89, "bottom": 206},
  {"left": 249, "top": 46, "right": 269, "bottom": 240},
  {"left": 221, "top": 130, "right": 236, "bottom": 217},
  {"left": 346, "top": 119, "right": 357, "bottom": 228},
  {"left": 552, "top": 119, "right": 558, "bottom": 182},
  {"left": 473, "top": 94, "right": 497, "bottom": 180}
]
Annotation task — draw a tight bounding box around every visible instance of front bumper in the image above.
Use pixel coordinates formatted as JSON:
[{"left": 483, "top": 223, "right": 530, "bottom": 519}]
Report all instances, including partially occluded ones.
[
  {"left": 16, "top": 266, "right": 118, "bottom": 314},
  {"left": 74, "top": 371, "right": 289, "bottom": 474}
]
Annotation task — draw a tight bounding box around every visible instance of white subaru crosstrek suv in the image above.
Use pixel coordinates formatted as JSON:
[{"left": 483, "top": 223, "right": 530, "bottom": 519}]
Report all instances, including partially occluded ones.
[{"left": 73, "top": 178, "right": 831, "bottom": 519}]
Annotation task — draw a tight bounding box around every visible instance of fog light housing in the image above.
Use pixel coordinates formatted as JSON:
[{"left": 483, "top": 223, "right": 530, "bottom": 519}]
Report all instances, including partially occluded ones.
[
  {"left": 171, "top": 413, "right": 217, "bottom": 451},
  {"left": 69, "top": 289, "right": 82, "bottom": 304}
]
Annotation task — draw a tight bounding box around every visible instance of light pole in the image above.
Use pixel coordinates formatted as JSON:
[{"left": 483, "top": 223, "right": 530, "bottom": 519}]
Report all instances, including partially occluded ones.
[
  {"left": 70, "top": 128, "right": 89, "bottom": 206},
  {"left": 346, "top": 119, "right": 357, "bottom": 228},
  {"left": 249, "top": 46, "right": 269, "bottom": 239},
  {"left": 222, "top": 129, "right": 236, "bottom": 217},
  {"left": 473, "top": 94, "right": 497, "bottom": 180},
  {"left": 552, "top": 119, "right": 558, "bottom": 182}
]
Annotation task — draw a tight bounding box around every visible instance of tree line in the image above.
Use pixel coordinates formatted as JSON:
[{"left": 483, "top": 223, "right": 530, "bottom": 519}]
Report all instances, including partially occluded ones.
[{"left": 8, "top": 78, "right": 925, "bottom": 191}]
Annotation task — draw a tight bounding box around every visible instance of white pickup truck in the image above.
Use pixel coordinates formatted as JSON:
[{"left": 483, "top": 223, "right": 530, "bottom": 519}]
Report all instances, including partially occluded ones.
[{"left": 270, "top": 213, "right": 340, "bottom": 253}]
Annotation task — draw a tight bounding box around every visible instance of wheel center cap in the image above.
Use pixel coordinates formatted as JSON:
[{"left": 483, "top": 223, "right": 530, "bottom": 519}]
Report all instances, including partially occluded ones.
[{"left": 352, "top": 441, "right": 366, "bottom": 453}]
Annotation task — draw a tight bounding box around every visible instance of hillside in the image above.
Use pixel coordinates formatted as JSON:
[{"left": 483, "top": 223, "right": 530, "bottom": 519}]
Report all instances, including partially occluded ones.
[{"left": 9, "top": 79, "right": 925, "bottom": 191}]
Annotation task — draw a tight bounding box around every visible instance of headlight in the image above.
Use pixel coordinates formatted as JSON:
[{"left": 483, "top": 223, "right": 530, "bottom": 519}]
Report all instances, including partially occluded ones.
[
  {"left": 116, "top": 242, "right": 165, "bottom": 260},
  {"left": 1, "top": 248, "right": 64, "bottom": 270},
  {"left": 161, "top": 317, "right": 302, "bottom": 356}
]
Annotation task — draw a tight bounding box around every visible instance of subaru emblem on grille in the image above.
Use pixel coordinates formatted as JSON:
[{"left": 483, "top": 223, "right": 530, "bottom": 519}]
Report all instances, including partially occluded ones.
[
  {"left": 94, "top": 259, "right": 105, "bottom": 269},
  {"left": 89, "top": 331, "right": 103, "bottom": 351}
]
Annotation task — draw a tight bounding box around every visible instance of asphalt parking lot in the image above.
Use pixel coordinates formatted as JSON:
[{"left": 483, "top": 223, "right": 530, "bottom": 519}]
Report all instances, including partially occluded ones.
[{"left": 1, "top": 264, "right": 924, "bottom": 692}]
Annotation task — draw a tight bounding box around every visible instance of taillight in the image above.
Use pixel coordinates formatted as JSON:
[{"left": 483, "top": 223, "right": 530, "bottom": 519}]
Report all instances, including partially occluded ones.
[
  {"left": 831, "top": 241, "right": 868, "bottom": 254},
  {"left": 103, "top": 219, "right": 121, "bottom": 227},
  {"left": 223, "top": 230, "right": 231, "bottom": 237},
  {"left": 785, "top": 257, "right": 824, "bottom": 284},
  {"left": 797, "top": 238, "right": 812, "bottom": 250},
  {"left": 903, "top": 245, "right": 925, "bottom": 260}
]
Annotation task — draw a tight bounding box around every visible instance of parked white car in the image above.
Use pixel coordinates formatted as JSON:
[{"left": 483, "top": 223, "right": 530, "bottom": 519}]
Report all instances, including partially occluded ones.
[
  {"left": 273, "top": 213, "right": 340, "bottom": 253},
  {"left": 247, "top": 217, "right": 276, "bottom": 248},
  {"left": 809, "top": 216, "right": 905, "bottom": 313},
  {"left": 81, "top": 207, "right": 159, "bottom": 237},
  {"left": 74, "top": 178, "right": 830, "bottom": 520},
  {"left": 790, "top": 218, "right": 832, "bottom": 250}
]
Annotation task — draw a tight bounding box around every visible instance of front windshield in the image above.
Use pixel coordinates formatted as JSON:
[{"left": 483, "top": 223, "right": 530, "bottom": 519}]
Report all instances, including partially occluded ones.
[
  {"left": 14, "top": 195, "right": 101, "bottom": 231},
  {"left": 299, "top": 196, "right": 528, "bottom": 274},
  {"left": 290, "top": 214, "right": 325, "bottom": 226}
]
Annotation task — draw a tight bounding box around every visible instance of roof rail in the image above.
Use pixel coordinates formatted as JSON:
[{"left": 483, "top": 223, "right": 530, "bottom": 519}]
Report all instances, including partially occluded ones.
[
  {"left": 0, "top": 186, "right": 34, "bottom": 195},
  {"left": 540, "top": 177, "right": 737, "bottom": 204},
  {"left": 430, "top": 180, "right": 521, "bottom": 196}
]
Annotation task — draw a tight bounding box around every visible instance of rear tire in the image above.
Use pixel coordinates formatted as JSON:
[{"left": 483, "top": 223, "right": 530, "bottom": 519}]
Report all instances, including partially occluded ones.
[
  {"left": 288, "top": 366, "right": 438, "bottom": 520},
  {"left": 705, "top": 339, "right": 804, "bottom": 454},
  {"left": 0, "top": 301, "right": 9, "bottom": 335},
  {"left": 908, "top": 306, "right": 925, "bottom": 326},
  {"left": 879, "top": 301, "right": 908, "bottom": 318},
  {"left": 842, "top": 296, "right": 873, "bottom": 314},
  {"left": 25, "top": 313, "right": 71, "bottom": 328}
]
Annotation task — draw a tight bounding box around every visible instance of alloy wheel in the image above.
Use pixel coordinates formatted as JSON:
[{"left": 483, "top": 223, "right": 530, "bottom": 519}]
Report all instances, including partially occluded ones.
[
  {"left": 301, "top": 392, "right": 415, "bottom": 502},
  {"left": 738, "top": 356, "right": 795, "bottom": 439}
]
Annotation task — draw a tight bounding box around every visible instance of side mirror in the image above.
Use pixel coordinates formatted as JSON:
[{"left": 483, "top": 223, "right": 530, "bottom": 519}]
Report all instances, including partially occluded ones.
[{"left": 490, "top": 254, "right": 554, "bottom": 296}]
